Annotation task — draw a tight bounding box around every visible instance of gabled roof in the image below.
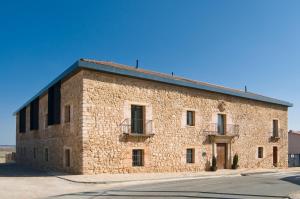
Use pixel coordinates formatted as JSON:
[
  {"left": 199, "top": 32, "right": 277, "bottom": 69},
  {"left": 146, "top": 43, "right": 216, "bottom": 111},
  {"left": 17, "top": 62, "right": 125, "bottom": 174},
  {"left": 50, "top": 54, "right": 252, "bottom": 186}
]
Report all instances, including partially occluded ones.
[{"left": 14, "top": 58, "right": 293, "bottom": 114}]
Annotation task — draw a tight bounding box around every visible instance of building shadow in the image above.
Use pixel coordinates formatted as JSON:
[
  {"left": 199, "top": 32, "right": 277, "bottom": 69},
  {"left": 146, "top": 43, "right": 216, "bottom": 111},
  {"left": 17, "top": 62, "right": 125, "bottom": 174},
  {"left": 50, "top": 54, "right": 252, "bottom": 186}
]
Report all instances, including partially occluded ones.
[
  {"left": 281, "top": 175, "right": 300, "bottom": 186},
  {"left": 0, "top": 163, "right": 52, "bottom": 177},
  {"left": 51, "top": 189, "right": 290, "bottom": 199}
]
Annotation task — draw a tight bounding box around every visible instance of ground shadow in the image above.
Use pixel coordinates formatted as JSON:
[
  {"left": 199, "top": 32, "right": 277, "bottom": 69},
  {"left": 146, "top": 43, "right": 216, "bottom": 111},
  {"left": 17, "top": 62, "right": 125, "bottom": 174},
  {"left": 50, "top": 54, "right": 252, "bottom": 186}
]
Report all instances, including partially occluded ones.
[
  {"left": 0, "top": 163, "right": 52, "bottom": 177},
  {"left": 281, "top": 175, "right": 300, "bottom": 186}
]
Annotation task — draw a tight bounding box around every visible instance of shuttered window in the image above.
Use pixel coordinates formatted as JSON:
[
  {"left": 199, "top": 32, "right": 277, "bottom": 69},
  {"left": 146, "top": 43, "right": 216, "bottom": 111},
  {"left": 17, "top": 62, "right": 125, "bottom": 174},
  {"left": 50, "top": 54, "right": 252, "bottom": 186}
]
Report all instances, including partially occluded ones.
[
  {"left": 48, "top": 81, "right": 61, "bottom": 125},
  {"left": 30, "top": 98, "right": 39, "bottom": 130},
  {"left": 19, "top": 107, "right": 26, "bottom": 133}
]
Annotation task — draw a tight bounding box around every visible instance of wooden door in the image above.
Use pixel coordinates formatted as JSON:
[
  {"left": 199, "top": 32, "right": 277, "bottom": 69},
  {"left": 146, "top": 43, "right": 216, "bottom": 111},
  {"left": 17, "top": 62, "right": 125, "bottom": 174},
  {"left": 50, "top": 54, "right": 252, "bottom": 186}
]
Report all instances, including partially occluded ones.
[
  {"left": 273, "top": 147, "right": 278, "bottom": 167},
  {"left": 217, "top": 143, "right": 227, "bottom": 169}
]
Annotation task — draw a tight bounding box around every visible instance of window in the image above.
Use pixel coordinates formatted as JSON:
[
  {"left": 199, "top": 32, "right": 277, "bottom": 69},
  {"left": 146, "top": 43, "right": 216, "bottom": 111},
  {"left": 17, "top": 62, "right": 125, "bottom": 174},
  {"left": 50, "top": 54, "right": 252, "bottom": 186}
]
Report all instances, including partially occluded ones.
[
  {"left": 273, "top": 120, "right": 279, "bottom": 137},
  {"left": 64, "top": 105, "right": 71, "bottom": 123},
  {"left": 258, "top": 147, "right": 264, "bottom": 158},
  {"left": 19, "top": 107, "right": 26, "bottom": 133},
  {"left": 131, "top": 105, "right": 144, "bottom": 134},
  {"left": 187, "top": 111, "right": 195, "bottom": 126},
  {"left": 132, "top": 149, "right": 144, "bottom": 166},
  {"left": 186, "top": 148, "right": 195, "bottom": 163},
  {"left": 48, "top": 81, "right": 61, "bottom": 125},
  {"left": 217, "top": 114, "right": 226, "bottom": 135},
  {"left": 33, "top": 147, "right": 37, "bottom": 159},
  {"left": 30, "top": 98, "right": 39, "bottom": 130},
  {"left": 64, "top": 149, "right": 71, "bottom": 167},
  {"left": 44, "top": 114, "right": 48, "bottom": 129},
  {"left": 44, "top": 148, "right": 49, "bottom": 162}
]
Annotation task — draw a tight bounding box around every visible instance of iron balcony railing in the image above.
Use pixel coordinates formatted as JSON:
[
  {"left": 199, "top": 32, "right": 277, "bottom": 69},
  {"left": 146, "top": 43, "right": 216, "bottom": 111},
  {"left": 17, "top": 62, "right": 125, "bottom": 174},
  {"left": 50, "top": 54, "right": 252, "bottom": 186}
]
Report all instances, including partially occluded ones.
[
  {"left": 121, "top": 118, "right": 154, "bottom": 136},
  {"left": 271, "top": 128, "right": 284, "bottom": 140},
  {"left": 204, "top": 123, "right": 239, "bottom": 137}
]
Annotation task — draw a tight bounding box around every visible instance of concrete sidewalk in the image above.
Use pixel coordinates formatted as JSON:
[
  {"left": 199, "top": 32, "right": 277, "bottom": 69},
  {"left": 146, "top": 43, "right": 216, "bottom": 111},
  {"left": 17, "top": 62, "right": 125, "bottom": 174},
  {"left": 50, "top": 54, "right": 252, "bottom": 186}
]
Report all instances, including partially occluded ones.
[
  {"left": 290, "top": 191, "right": 300, "bottom": 199},
  {"left": 49, "top": 167, "right": 300, "bottom": 184}
]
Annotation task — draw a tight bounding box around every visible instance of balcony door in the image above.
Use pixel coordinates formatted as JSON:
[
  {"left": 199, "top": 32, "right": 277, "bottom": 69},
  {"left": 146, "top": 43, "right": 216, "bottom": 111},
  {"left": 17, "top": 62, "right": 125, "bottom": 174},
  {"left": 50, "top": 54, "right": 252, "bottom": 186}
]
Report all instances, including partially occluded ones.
[
  {"left": 131, "top": 105, "right": 144, "bottom": 134},
  {"left": 217, "top": 114, "right": 226, "bottom": 135}
]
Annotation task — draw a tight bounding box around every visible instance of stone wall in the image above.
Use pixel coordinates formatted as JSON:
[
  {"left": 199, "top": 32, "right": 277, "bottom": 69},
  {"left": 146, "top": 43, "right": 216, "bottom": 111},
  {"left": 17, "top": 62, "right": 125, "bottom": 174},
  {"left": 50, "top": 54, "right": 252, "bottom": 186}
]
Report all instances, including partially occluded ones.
[
  {"left": 15, "top": 68, "right": 289, "bottom": 174},
  {"left": 16, "top": 71, "right": 84, "bottom": 174},
  {"left": 81, "top": 69, "right": 288, "bottom": 174}
]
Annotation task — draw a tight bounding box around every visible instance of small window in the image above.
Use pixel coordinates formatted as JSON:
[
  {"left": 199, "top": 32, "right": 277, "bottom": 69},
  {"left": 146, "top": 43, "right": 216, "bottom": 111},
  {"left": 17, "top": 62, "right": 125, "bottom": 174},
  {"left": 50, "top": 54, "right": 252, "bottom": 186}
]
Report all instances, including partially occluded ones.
[
  {"left": 33, "top": 147, "right": 37, "bottom": 159},
  {"left": 258, "top": 147, "right": 264, "bottom": 158},
  {"left": 44, "top": 148, "right": 49, "bottom": 162},
  {"left": 187, "top": 111, "right": 195, "bottom": 126},
  {"left": 44, "top": 114, "right": 48, "bottom": 129},
  {"left": 186, "top": 148, "right": 195, "bottom": 163},
  {"left": 65, "top": 105, "right": 71, "bottom": 123},
  {"left": 132, "top": 149, "right": 144, "bottom": 167},
  {"left": 273, "top": 120, "right": 279, "bottom": 137},
  {"left": 64, "top": 148, "right": 71, "bottom": 167}
]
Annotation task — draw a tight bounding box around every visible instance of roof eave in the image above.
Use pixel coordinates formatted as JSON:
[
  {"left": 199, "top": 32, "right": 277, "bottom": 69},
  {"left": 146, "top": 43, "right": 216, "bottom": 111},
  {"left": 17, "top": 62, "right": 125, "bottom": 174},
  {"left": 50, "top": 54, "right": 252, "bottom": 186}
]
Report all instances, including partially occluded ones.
[
  {"left": 13, "top": 59, "right": 293, "bottom": 116},
  {"left": 78, "top": 60, "right": 293, "bottom": 108}
]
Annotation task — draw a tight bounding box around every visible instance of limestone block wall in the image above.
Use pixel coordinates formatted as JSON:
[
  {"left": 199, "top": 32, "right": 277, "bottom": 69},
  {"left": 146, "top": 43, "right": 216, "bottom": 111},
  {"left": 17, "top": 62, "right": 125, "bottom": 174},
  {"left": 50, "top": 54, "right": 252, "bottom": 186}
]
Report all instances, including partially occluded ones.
[
  {"left": 16, "top": 71, "right": 84, "bottom": 174},
  {"left": 81, "top": 69, "right": 288, "bottom": 174}
]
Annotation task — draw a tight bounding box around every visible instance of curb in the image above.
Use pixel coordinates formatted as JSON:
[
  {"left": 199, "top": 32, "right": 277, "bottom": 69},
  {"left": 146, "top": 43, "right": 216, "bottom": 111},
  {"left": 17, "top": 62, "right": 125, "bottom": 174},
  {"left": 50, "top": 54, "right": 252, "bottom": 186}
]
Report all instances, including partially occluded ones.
[
  {"left": 53, "top": 173, "right": 242, "bottom": 185},
  {"left": 50, "top": 169, "right": 300, "bottom": 185},
  {"left": 240, "top": 171, "right": 277, "bottom": 176}
]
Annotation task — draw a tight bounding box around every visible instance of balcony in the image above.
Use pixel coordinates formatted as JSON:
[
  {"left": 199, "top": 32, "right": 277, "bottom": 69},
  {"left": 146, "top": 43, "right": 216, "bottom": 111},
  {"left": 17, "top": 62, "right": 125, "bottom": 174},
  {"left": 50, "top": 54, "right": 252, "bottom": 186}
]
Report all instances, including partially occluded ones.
[
  {"left": 204, "top": 123, "right": 239, "bottom": 142},
  {"left": 270, "top": 129, "right": 284, "bottom": 142},
  {"left": 121, "top": 118, "right": 154, "bottom": 137}
]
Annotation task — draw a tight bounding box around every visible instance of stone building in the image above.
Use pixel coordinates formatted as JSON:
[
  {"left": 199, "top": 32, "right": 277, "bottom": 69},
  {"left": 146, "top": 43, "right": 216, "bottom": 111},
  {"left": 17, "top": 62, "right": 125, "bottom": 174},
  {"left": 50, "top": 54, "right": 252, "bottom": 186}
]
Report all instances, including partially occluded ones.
[{"left": 15, "top": 59, "right": 293, "bottom": 174}]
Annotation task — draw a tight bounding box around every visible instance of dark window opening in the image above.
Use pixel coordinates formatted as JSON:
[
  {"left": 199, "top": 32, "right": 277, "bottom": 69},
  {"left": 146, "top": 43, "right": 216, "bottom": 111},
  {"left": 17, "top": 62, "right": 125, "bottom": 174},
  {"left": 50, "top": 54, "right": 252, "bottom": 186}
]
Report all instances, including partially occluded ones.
[
  {"left": 45, "top": 148, "right": 49, "bottom": 162},
  {"left": 19, "top": 107, "right": 26, "bottom": 133},
  {"left": 258, "top": 147, "right": 264, "bottom": 158},
  {"left": 65, "top": 105, "right": 71, "bottom": 123},
  {"left": 187, "top": 111, "right": 195, "bottom": 126},
  {"left": 48, "top": 81, "right": 61, "bottom": 125},
  {"left": 186, "top": 148, "right": 195, "bottom": 163},
  {"left": 273, "top": 120, "right": 279, "bottom": 137},
  {"left": 131, "top": 105, "right": 144, "bottom": 134},
  {"left": 65, "top": 149, "right": 71, "bottom": 167},
  {"left": 217, "top": 114, "right": 226, "bottom": 135},
  {"left": 132, "top": 149, "right": 144, "bottom": 166},
  {"left": 33, "top": 147, "right": 37, "bottom": 159},
  {"left": 30, "top": 98, "right": 39, "bottom": 130}
]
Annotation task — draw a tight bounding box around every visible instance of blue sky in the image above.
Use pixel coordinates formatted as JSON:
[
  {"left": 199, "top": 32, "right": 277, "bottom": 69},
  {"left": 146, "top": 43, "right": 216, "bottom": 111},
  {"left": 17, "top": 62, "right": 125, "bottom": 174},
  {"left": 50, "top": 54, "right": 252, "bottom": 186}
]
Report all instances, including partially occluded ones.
[{"left": 0, "top": 0, "right": 299, "bottom": 145}]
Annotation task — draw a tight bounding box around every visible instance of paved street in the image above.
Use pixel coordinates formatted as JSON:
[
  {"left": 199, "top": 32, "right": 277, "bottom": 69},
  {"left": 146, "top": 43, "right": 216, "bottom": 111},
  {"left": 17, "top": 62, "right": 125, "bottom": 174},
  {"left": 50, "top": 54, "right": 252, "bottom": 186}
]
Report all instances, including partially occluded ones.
[
  {"left": 50, "top": 173, "right": 300, "bottom": 199},
  {"left": 0, "top": 164, "right": 299, "bottom": 199}
]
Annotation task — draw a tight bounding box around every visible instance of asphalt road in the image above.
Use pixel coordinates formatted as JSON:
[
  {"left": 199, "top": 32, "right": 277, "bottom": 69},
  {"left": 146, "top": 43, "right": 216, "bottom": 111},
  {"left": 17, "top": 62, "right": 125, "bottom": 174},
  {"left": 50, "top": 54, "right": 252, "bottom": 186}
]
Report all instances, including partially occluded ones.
[
  {"left": 1, "top": 164, "right": 299, "bottom": 199},
  {"left": 50, "top": 172, "right": 300, "bottom": 199}
]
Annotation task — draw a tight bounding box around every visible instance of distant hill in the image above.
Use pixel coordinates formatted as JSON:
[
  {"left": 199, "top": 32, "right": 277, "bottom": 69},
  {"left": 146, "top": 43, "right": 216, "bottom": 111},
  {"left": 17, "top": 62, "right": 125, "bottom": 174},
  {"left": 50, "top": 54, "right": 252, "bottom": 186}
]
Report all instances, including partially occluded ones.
[{"left": 0, "top": 145, "right": 15, "bottom": 148}]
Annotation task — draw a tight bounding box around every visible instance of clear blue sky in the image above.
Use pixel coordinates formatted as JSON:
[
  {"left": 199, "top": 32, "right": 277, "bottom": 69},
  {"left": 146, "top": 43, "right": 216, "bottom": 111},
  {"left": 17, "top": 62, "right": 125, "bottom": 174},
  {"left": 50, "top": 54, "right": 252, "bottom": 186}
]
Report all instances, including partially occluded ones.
[{"left": 0, "top": 0, "right": 299, "bottom": 145}]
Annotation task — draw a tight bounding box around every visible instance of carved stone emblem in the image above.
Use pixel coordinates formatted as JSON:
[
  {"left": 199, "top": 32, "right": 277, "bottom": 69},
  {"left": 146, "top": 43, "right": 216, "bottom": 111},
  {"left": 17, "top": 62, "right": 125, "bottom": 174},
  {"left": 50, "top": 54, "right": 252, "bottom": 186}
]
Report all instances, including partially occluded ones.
[{"left": 218, "top": 101, "right": 226, "bottom": 112}]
